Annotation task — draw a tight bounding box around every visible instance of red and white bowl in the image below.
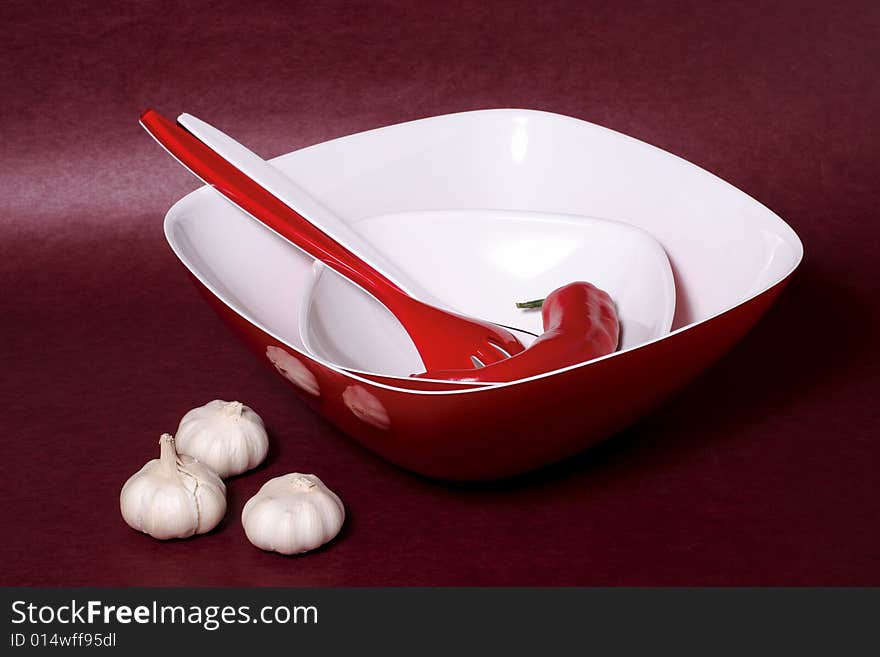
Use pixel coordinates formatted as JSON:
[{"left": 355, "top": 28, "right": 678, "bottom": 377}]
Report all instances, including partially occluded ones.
[{"left": 164, "top": 109, "right": 803, "bottom": 480}]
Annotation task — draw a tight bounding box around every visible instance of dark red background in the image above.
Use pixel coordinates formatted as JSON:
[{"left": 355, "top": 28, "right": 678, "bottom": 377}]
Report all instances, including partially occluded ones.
[{"left": 2, "top": 0, "right": 878, "bottom": 585}]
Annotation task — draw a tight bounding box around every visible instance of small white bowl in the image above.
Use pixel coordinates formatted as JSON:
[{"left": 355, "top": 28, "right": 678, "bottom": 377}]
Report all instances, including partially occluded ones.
[{"left": 299, "top": 209, "right": 676, "bottom": 378}]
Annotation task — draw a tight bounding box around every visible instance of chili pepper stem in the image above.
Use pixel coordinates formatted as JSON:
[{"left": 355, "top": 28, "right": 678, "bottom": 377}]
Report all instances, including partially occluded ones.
[{"left": 515, "top": 298, "right": 545, "bottom": 309}]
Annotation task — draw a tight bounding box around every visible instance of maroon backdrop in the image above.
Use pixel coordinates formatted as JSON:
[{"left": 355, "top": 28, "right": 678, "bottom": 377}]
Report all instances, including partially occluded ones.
[{"left": 2, "top": 0, "right": 878, "bottom": 586}]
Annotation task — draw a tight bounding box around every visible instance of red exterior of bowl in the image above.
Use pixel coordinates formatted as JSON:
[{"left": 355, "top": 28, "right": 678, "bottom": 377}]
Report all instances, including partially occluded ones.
[{"left": 194, "top": 272, "right": 792, "bottom": 481}]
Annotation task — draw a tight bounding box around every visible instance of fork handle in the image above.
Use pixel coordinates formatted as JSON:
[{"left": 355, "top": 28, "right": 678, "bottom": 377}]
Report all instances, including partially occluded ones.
[
  {"left": 176, "top": 112, "right": 427, "bottom": 299},
  {"left": 140, "top": 109, "right": 406, "bottom": 304}
]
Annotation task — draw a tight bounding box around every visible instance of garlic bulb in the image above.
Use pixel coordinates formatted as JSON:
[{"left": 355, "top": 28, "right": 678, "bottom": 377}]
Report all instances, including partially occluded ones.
[
  {"left": 120, "top": 434, "right": 227, "bottom": 540},
  {"left": 175, "top": 400, "right": 269, "bottom": 478},
  {"left": 242, "top": 473, "right": 345, "bottom": 555}
]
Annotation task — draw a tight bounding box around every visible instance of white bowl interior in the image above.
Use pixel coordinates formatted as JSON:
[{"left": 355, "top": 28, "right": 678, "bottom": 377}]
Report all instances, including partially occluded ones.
[
  {"left": 300, "top": 209, "right": 675, "bottom": 376},
  {"left": 164, "top": 109, "right": 803, "bottom": 388}
]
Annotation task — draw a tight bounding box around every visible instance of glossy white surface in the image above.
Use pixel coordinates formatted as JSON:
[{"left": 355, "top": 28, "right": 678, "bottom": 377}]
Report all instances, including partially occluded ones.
[
  {"left": 164, "top": 109, "right": 803, "bottom": 392},
  {"left": 300, "top": 210, "right": 675, "bottom": 376},
  {"left": 176, "top": 113, "right": 430, "bottom": 299}
]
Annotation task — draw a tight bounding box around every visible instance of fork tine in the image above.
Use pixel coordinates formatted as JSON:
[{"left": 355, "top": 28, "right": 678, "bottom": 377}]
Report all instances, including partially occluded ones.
[
  {"left": 474, "top": 343, "right": 508, "bottom": 366},
  {"left": 496, "top": 334, "right": 527, "bottom": 356}
]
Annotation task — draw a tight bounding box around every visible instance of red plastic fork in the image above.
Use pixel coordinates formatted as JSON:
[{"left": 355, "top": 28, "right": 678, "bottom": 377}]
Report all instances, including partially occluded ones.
[{"left": 140, "top": 109, "right": 525, "bottom": 371}]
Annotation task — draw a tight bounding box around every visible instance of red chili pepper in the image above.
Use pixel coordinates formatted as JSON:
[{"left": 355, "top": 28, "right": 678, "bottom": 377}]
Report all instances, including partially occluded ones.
[{"left": 413, "top": 281, "right": 620, "bottom": 383}]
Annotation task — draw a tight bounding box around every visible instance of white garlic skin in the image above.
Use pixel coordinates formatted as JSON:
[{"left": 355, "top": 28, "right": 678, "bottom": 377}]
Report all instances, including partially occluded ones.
[
  {"left": 242, "top": 473, "right": 345, "bottom": 555},
  {"left": 120, "top": 434, "right": 227, "bottom": 540},
  {"left": 175, "top": 400, "right": 269, "bottom": 478}
]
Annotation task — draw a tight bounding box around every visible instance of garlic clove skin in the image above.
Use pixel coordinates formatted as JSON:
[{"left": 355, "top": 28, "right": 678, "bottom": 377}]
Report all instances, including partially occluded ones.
[
  {"left": 120, "top": 434, "right": 227, "bottom": 540},
  {"left": 175, "top": 400, "right": 269, "bottom": 478},
  {"left": 242, "top": 473, "right": 345, "bottom": 555}
]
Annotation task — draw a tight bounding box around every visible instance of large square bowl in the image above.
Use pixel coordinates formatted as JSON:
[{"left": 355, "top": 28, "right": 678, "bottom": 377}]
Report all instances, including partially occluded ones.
[{"left": 164, "top": 109, "right": 803, "bottom": 480}]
